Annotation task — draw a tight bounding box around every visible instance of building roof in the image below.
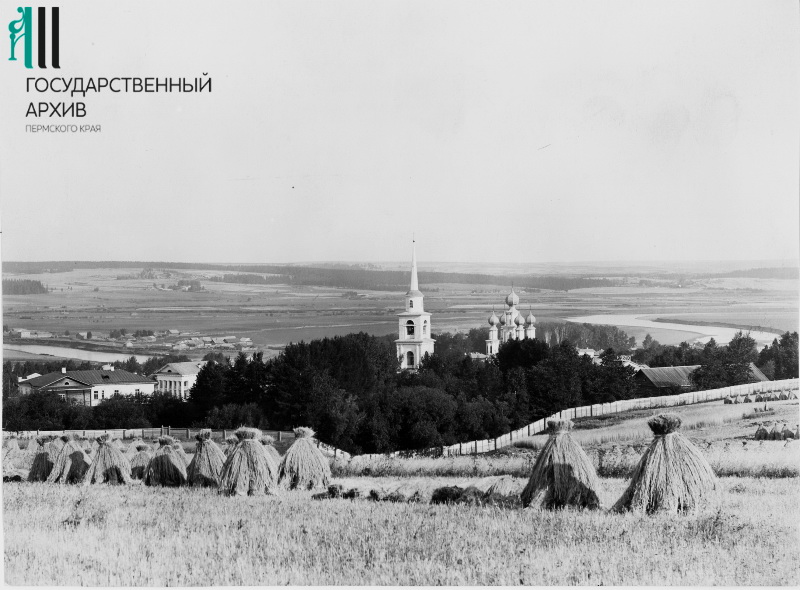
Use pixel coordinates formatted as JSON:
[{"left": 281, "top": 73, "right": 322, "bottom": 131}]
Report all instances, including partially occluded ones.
[
  {"left": 636, "top": 365, "right": 701, "bottom": 388},
  {"left": 749, "top": 363, "right": 769, "bottom": 382},
  {"left": 25, "top": 369, "right": 153, "bottom": 389},
  {"left": 152, "top": 362, "right": 206, "bottom": 376}
]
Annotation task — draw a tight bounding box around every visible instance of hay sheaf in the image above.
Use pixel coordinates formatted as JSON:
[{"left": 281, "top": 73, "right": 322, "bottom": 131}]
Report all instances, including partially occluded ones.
[
  {"left": 130, "top": 448, "right": 154, "bottom": 480},
  {"left": 260, "top": 435, "right": 282, "bottom": 465},
  {"left": 83, "top": 435, "right": 132, "bottom": 485},
  {"left": 278, "top": 427, "right": 330, "bottom": 491},
  {"left": 144, "top": 438, "right": 188, "bottom": 487},
  {"left": 224, "top": 435, "right": 239, "bottom": 457},
  {"left": 187, "top": 429, "right": 226, "bottom": 487},
  {"left": 218, "top": 428, "right": 278, "bottom": 496},
  {"left": 125, "top": 439, "right": 146, "bottom": 460},
  {"left": 613, "top": 413, "right": 716, "bottom": 514},
  {"left": 27, "top": 439, "right": 61, "bottom": 482},
  {"left": 521, "top": 419, "right": 602, "bottom": 510},
  {"left": 46, "top": 440, "right": 91, "bottom": 484}
]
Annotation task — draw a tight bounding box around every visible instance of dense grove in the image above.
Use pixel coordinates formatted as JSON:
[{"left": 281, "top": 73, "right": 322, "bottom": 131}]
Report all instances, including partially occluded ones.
[
  {"left": 5, "top": 329, "right": 793, "bottom": 455},
  {"left": 2, "top": 279, "right": 48, "bottom": 294}
]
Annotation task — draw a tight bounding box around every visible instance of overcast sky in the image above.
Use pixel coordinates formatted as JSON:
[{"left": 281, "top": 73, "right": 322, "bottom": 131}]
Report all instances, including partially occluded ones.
[{"left": 0, "top": 0, "right": 798, "bottom": 265}]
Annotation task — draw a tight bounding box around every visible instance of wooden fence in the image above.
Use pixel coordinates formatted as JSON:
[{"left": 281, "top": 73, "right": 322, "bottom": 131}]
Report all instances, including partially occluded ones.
[
  {"left": 329, "top": 377, "right": 800, "bottom": 461},
  {"left": 5, "top": 426, "right": 296, "bottom": 443}
]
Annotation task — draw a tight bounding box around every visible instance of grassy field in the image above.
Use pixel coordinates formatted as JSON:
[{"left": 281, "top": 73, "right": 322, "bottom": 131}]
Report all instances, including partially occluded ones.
[{"left": 3, "top": 477, "right": 798, "bottom": 585}]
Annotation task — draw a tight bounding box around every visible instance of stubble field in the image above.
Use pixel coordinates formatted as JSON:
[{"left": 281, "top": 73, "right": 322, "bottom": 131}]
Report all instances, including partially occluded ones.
[{"left": 3, "top": 476, "right": 798, "bottom": 585}]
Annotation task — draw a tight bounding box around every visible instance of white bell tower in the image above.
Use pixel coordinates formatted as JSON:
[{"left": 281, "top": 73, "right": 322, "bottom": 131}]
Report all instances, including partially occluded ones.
[{"left": 395, "top": 239, "right": 435, "bottom": 370}]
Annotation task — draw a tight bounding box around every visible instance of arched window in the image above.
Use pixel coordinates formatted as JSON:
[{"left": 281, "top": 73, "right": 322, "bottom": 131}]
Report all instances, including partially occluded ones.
[
  {"left": 409, "top": 299, "right": 414, "bottom": 308},
  {"left": 406, "top": 320, "right": 415, "bottom": 336},
  {"left": 406, "top": 351, "right": 414, "bottom": 367},
  {"left": 423, "top": 321, "right": 428, "bottom": 336}
]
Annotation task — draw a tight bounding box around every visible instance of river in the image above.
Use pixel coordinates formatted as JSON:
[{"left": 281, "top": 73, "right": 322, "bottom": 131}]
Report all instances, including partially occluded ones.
[
  {"left": 3, "top": 344, "right": 152, "bottom": 364},
  {"left": 567, "top": 314, "right": 780, "bottom": 348}
]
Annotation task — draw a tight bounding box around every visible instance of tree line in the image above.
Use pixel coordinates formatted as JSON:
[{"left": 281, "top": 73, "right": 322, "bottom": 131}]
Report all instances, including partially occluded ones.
[
  {"left": 4, "top": 331, "right": 795, "bottom": 453},
  {"left": 3, "top": 279, "right": 48, "bottom": 294}
]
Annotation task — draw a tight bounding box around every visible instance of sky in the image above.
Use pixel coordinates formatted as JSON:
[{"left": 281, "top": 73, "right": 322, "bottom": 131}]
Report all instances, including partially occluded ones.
[{"left": 0, "top": 0, "right": 798, "bottom": 265}]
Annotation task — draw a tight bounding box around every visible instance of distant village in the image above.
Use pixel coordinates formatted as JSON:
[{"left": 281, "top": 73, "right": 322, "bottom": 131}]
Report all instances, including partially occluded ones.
[{"left": 5, "top": 327, "right": 258, "bottom": 354}]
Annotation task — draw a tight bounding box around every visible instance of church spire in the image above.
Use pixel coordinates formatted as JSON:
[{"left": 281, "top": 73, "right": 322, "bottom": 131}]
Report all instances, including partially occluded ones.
[{"left": 409, "top": 237, "right": 419, "bottom": 293}]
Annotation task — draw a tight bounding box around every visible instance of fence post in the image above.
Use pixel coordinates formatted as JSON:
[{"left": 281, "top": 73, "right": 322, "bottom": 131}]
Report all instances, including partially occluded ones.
[
  {"left": 277, "top": 431, "right": 282, "bottom": 442},
  {"left": 459, "top": 442, "right": 462, "bottom": 455},
  {"left": 167, "top": 426, "right": 171, "bottom": 436}
]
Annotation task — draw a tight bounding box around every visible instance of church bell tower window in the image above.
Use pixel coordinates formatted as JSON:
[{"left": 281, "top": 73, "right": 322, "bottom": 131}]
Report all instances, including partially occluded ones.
[{"left": 406, "top": 320, "right": 415, "bottom": 336}]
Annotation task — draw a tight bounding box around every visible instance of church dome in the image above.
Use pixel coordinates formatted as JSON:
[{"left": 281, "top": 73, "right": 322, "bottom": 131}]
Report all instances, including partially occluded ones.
[
  {"left": 499, "top": 314, "right": 507, "bottom": 326},
  {"left": 505, "top": 289, "right": 519, "bottom": 307},
  {"left": 488, "top": 312, "right": 500, "bottom": 326},
  {"left": 514, "top": 314, "right": 524, "bottom": 326},
  {"left": 526, "top": 311, "right": 536, "bottom": 325}
]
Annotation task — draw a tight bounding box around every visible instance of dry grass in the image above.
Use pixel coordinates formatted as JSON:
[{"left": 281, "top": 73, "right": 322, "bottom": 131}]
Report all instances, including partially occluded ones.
[
  {"left": 3, "top": 477, "right": 798, "bottom": 585},
  {"left": 333, "top": 440, "right": 800, "bottom": 479},
  {"left": 516, "top": 400, "right": 800, "bottom": 450}
]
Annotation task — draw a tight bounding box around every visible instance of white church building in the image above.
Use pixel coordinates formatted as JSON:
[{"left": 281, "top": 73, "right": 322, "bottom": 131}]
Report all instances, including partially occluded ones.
[
  {"left": 395, "top": 240, "right": 435, "bottom": 370},
  {"left": 485, "top": 288, "right": 536, "bottom": 356}
]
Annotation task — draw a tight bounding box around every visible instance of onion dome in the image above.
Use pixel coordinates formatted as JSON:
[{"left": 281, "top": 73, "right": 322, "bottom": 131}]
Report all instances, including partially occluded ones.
[
  {"left": 526, "top": 311, "right": 536, "bottom": 325},
  {"left": 514, "top": 314, "right": 524, "bottom": 326},
  {"left": 505, "top": 289, "right": 519, "bottom": 307},
  {"left": 499, "top": 314, "right": 507, "bottom": 326},
  {"left": 488, "top": 311, "right": 500, "bottom": 326}
]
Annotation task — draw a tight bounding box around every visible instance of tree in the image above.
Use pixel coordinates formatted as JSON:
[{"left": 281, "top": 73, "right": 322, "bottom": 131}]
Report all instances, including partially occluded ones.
[
  {"left": 189, "top": 362, "right": 229, "bottom": 419},
  {"left": 86, "top": 331, "right": 93, "bottom": 340},
  {"left": 691, "top": 333, "right": 758, "bottom": 390}
]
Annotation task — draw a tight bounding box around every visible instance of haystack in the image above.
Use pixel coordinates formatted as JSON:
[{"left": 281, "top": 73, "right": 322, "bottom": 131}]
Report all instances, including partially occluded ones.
[
  {"left": 742, "top": 394, "right": 753, "bottom": 403},
  {"left": 130, "top": 444, "right": 153, "bottom": 480},
  {"left": 613, "top": 414, "right": 716, "bottom": 514},
  {"left": 224, "top": 435, "right": 239, "bottom": 457},
  {"left": 187, "top": 429, "right": 225, "bottom": 487},
  {"left": 18, "top": 436, "right": 43, "bottom": 469},
  {"left": 83, "top": 434, "right": 132, "bottom": 485},
  {"left": 754, "top": 424, "right": 768, "bottom": 440},
  {"left": 260, "top": 435, "right": 282, "bottom": 465},
  {"left": 769, "top": 423, "right": 783, "bottom": 440},
  {"left": 27, "top": 436, "right": 60, "bottom": 481},
  {"left": 723, "top": 397, "right": 733, "bottom": 405},
  {"left": 733, "top": 396, "right": 743, "bottom": 404},
  {"left": 48, "top": 435, "right": 65, "bottom": 453},
  {"left": 125, "top": 439, "right": 146, "bottom": 460},
  {"left": 277, "top": 427, "right": 330, "bottom": 491},
  {"left": 2, "top": 437, "right": 24, "bottom": 469},
  {"left": 46, "top": 434, "right": 91, "bottom": 484},
  {"left": 144, "top": 437, "right": 187, "bottom": 487},
  {"left": 521, "top": 419, "right": 601, "bottom": 510},
  {"left": 218, "top": 427, "right": 278, "bottom": 496},
  {"left": 781, "top": 424, "right": 794, "bottom": 440},
  {"left": 171, "top": 441, "right": 190, "bottom": 468},
  {"left": 788, "top": 390, "right": 798, "bottom": 400},
  {"left": 778, "top": 390, "right": 789, "bottom": 400}
]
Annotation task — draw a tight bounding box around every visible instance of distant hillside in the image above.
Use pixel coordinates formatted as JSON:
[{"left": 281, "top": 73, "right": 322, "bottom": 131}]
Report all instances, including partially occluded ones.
[
  {"left": 709, "top": 267, "right": 799, "bottom": 280},
  {"left": 3, "top": 261, "right": 616, "bottom": 291}
]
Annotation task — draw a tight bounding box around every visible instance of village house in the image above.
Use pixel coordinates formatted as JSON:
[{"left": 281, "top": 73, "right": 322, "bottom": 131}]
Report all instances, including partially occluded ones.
[
  {"left": 150, "top": 361, "right": 207, "bottom": 400},
  {"left": 16, "top": 367, "right": 155, "bottom": 406}
]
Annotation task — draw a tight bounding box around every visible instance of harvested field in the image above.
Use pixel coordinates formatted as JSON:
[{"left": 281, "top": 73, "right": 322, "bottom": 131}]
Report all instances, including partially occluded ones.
[{"left": 3, "top": 477, "right": 798, "bottom": 585}]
